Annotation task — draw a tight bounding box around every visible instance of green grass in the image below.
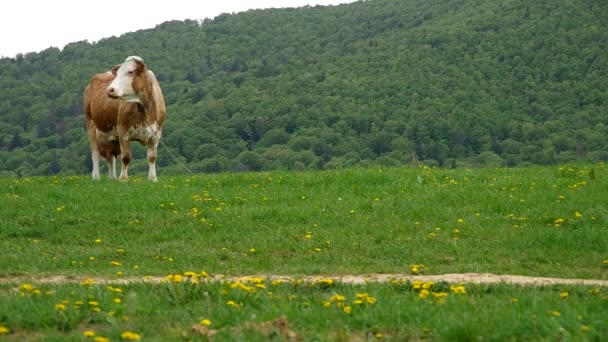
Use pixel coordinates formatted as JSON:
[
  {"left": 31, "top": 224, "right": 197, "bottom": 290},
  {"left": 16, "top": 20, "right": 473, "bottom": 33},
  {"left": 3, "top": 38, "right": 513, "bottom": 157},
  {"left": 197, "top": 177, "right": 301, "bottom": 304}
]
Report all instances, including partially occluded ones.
[
  {"left": 1, "top": 277, "right": 607, "bottom": 341},
  {"left": 1, "top": 163, "right": 607, "bottom": 340}
]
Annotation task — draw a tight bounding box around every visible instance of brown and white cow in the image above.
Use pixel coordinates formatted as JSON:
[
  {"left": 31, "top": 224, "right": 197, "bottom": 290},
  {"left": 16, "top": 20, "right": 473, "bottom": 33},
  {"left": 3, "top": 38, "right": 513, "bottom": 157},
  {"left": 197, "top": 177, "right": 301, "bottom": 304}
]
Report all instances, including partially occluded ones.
[{"left": 84, "top": 56, "right": 166, "bottom": 181}]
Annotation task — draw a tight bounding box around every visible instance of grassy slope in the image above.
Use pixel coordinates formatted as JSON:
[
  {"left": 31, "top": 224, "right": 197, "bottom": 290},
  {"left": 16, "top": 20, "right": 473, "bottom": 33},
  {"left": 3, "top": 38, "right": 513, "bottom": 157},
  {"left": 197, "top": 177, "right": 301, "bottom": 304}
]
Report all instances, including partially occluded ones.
[
  {"left": 1, "top": 164, "right": 606, "bottom": 279},
  {"left": 1, "top": 165, "right": 607, "bottom": 340}
]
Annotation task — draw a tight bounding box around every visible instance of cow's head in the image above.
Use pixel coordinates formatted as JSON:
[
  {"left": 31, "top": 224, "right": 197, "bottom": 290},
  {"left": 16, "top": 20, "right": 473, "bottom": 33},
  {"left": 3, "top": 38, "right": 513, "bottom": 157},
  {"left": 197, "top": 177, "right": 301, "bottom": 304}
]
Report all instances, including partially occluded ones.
[{"left": 106, "top": 56, "right": 148, "bottom": 102}]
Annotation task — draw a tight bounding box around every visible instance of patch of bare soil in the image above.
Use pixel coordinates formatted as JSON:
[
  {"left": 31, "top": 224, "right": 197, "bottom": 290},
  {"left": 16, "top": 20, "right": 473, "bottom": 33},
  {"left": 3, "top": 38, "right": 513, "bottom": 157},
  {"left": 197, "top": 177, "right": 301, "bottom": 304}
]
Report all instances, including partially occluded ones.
[{"left": 1, "top": 273, "right": 607, "bottom": 286}]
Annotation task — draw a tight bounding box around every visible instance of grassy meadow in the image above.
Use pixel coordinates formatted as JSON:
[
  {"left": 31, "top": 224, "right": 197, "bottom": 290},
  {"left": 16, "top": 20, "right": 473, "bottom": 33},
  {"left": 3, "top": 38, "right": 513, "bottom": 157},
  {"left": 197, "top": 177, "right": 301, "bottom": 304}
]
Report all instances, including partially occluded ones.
[{"left": 1, "top": 164, "right": 607, "bottom": 340}]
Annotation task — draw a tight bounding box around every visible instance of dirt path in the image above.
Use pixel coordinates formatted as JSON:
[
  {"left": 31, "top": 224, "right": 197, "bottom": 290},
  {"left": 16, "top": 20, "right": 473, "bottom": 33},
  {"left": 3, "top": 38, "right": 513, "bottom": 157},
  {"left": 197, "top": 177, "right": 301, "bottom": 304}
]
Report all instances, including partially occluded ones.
[{"left": 1, "top": 273, "right": 608, "bottom": 287}]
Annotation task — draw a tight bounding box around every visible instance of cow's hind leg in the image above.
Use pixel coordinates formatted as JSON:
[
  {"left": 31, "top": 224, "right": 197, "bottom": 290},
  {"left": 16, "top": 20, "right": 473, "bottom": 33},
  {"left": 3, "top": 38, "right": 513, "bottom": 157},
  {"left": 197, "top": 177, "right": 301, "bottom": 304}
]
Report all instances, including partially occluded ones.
[{"left": 108, "top": 156, "right": 117, "bottom": 180}]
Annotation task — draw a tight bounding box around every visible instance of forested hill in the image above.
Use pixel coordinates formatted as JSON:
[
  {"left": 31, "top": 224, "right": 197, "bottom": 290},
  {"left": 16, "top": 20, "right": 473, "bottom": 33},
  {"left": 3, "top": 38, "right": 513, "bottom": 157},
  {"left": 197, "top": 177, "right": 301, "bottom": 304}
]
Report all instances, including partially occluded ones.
[{"left": 1, "top": 0, "right": 607, "bottom": 176}]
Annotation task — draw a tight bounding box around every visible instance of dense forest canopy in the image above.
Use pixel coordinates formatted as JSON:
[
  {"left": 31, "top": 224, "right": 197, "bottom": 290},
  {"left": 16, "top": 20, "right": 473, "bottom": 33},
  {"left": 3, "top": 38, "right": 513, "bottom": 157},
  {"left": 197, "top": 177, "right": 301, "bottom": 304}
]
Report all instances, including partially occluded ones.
[{"left": 0, "top": 0, "right": 607, "bottom": 176}]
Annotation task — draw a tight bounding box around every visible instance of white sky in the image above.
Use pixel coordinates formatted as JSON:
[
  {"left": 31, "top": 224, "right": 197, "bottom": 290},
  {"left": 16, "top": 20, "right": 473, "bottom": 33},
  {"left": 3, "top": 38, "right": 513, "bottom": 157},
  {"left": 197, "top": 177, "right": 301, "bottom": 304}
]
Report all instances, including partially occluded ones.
[{"left": 0, "top": 0, "right": 354, "bottom": 58}]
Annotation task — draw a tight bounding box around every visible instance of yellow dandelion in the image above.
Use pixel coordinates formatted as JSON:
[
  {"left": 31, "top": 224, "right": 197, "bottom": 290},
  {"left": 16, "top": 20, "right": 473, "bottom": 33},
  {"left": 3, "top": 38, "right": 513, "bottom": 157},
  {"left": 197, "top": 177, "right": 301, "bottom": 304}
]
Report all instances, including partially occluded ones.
[
  {"left": 450, "top": 285, "right": 466, "bottom": 294},
  {"left": 83, "top": 330, "right": 96, "bottom": 337},
  {"left": 94, "top": 337, "right": 110, "bottom": 342},
  {"left": 20, "top": 283, "right": 34, "bottom": 292},
  {"left": 81, "top": 278, "right": 97, "bottom": 286},
  {"left": 551, "top": 310, "right": 560, "bottom": 317},
  {"left": 343, "top": 305, "right": 352, "bottom": 314},
  {"left": 0, "top": 326, "right": 10, "bottom": 334},
  {"left": 120, "top": 331, "right": 141, "bottom": 341},
  {"left": 200, "top": 318, "right": 212, "bottom": 326},
  {"left": 55, "top": 303, "right": 66, "bottom": 311},
  {"left": 559, "top": 292, "right": 569, "bottom": 299},
  {"left": 419, "top": 290, "right": 429, "bottom": 299},
  {"left": 95, "top": 239, "right": 102, "bottom": 243},
  {"left": 113, "top": 298, "right": 122, "bottom": 304},
  {"left": 329, "top": 294, "right": 346, "bottom": 302},
  {"left": 581, "top": 325, "right": 590, "bottom": 332}
]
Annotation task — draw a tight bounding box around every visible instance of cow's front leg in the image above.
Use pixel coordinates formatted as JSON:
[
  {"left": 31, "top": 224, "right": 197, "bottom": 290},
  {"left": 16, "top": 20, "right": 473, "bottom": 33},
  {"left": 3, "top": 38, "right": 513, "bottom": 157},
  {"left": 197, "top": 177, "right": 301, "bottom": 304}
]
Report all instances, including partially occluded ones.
[
  {"left": 147, "top": 132, "right": 160, "bottom": 182},
  {"left": 91, "top": 149, "right": 101, "bottom": 181},
  {"left": 119, "top": 134, "right": 131, "bottom": 182}
]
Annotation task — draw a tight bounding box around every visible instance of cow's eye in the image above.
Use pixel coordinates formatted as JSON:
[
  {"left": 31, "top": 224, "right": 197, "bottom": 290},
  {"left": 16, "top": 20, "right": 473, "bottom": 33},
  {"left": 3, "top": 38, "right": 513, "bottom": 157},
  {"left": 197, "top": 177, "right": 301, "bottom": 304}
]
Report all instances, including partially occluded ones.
[{"left": 127, "top": 70, "right": 135, "bottom": 76}]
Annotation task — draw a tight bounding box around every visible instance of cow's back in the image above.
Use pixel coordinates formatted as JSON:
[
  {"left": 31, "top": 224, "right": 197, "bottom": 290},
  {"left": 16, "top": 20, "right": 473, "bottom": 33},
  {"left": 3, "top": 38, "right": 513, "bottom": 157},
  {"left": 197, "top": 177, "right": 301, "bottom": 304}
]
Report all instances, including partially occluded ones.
[
  {"left": 147, "top": 70, "right": 166, "bottom": 127},
  {"left": 85, "top": 72, "right": 120, "bottom": 132}
]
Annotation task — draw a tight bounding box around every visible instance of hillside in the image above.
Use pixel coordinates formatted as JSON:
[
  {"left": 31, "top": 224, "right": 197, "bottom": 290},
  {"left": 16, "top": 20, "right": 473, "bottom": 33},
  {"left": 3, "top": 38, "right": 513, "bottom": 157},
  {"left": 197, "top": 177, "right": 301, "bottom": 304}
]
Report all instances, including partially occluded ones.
[{"left": 0, "top": 0, "right": 607, "bottom": 176}]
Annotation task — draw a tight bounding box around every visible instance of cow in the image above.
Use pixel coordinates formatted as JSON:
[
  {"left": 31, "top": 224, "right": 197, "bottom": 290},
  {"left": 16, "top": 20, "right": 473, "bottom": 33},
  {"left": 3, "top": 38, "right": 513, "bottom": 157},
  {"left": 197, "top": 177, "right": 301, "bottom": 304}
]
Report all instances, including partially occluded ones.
[{"left": 84, "top": 56, "right": 166, "bottom": 181}]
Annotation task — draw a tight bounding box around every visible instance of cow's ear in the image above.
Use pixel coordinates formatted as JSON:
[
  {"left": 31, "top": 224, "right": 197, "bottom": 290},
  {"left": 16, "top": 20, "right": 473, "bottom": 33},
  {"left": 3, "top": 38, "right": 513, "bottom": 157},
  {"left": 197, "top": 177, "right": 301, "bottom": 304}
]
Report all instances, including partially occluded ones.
[{"left": 111, "top": 64, "right": 120, "bottom": 76}]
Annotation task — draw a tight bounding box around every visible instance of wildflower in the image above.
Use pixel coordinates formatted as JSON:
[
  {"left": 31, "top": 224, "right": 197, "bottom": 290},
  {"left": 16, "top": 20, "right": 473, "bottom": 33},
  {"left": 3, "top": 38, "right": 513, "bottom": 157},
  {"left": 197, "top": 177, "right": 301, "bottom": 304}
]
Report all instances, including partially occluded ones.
[
  {"left": 554, "top": 218, "right": 564, "bottom": 225},
  {"left": 329, "top": 294, "right": 346, "bottom": 302},
  {"left": 574, "top": 211, "right": 583, "bottom": 218},
  {"left": 95, "top": 239, "right": 102, "bottom": 243},
  {"left": 120, "top": 331, "right": 141, "bottom": 340},
  {"left": 83, "top": 330, "right": 96, "bottom": 337},
  {"left": 200, "top": 318, "right": 212, "bottom": 326},
  {"left": 55, "top": 303, "right": 66, "bottom": 311},
  {"left": 343, "top": 305, "right": 352, "bottom": 314},
  {"left": 410, "top": 264, "right": 426, "bottom": 274},
  {"left": 114, "top": 298, "right": 122, "bottom": 304},
  {"left": 353, "top": 293, "right": 376, "bottom": 305},
  {"left": 165, "top": 274, "right": 183, "bottom": 283},
  {"left": 315, "top": 278, "right": 334, "bottom": 286},
  {"left": 581, "top": 325, "right": 590, "bottom": 332},
  {"left": 111, "top": 261, "right": 121, "bottom": 266},
  {"left": 559, "top": 292, "right": 569, "bottom": 299},
  {"left": 550, "top": 310, "right": 561, "bottom": 317},
  {"left": 81, "top": 278, "right": 97, "bottom": 286},
  {"left": 457, "top": 218, "right": 464, "bottom": 224},
  {"left": 419, "top": 290, "right": 429, "bottom": 299},
  {"left": 20, "top": 283, "right": 34, "bottom": 292},
  {"left": 94, "top": 337, "right": 110, "bottom": 342},
  {"left": 322, "top": 301, "right": 331, "bottom": 308},
  {"left": 450, "top": 285, "right": 466, "bottom": 294},
  {"left": 88, "top": 301, "right": 99, "bottom": 306},
  {"left": 226, "top": 300, "right": 242, "bottom": 308},
  {"left": 374, "top": 332, "right": 384, "bottom": 339},
  {"left": 0, "top": 326, "right": 10, "bottom": 334},
  {"left": 305, "top": 232, "right": 312, "bottom": 239},
  {"left": 249, "top": 248, "right": 256, "bottom": 253}
]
